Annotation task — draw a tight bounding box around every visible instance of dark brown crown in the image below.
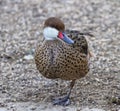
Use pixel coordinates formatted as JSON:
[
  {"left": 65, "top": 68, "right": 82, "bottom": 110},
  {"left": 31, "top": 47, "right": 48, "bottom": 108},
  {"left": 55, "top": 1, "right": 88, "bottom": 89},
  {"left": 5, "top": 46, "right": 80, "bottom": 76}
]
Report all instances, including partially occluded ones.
[{"left": 44, "top": 17, "right": 65, "bottom": 31}]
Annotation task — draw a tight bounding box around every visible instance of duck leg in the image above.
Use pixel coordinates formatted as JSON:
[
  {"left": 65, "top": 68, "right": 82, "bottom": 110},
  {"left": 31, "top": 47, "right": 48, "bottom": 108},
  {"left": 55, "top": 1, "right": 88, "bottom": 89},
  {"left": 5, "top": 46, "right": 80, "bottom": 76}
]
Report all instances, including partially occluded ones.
[{"left": 53, "top": 80, "right": 76, "bottom": 106}]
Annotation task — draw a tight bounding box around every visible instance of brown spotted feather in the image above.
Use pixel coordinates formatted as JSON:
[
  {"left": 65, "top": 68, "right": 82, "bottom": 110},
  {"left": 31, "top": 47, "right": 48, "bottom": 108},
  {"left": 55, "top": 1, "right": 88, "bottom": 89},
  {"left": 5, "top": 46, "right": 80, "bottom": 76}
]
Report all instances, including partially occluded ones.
[{"left": 35, "top": 37, "right": 89, "bottom": 80}]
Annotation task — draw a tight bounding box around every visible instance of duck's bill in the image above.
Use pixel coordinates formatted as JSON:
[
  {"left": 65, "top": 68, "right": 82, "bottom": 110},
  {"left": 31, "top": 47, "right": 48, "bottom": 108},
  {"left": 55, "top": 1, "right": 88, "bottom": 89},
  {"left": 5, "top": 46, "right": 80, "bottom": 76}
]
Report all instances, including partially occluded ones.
[{"left": 58, "top": 32, "right": 74, "bottom": 44}]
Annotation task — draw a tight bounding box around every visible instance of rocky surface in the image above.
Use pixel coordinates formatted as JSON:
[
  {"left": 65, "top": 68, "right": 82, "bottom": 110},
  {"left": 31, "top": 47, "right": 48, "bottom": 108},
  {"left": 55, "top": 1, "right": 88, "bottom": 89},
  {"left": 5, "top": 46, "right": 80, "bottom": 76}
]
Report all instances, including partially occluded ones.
[{"left": 0, "top": 0, "right": 120, "bottom": 111}]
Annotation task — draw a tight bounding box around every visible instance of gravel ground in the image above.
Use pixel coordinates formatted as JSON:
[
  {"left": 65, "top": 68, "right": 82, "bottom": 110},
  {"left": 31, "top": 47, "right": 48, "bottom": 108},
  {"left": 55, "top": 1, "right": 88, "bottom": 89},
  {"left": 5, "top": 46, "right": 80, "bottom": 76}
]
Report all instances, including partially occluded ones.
[{"left": 0, "top": 0, "right": 120, "bottom": 111}]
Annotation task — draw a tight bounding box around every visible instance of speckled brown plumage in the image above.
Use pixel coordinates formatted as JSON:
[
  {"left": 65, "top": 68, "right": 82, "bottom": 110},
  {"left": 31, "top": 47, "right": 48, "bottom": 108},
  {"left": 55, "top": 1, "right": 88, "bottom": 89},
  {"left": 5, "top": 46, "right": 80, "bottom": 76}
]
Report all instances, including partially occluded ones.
[
  {"left": 65, "top": 30, "right": 89, "bottom": 55},
  {"left": 35, "top": 33, "right": 89, "bottom": 80},
  {"left": 34, "top": 17, "right": 91, "bottom": 105}
]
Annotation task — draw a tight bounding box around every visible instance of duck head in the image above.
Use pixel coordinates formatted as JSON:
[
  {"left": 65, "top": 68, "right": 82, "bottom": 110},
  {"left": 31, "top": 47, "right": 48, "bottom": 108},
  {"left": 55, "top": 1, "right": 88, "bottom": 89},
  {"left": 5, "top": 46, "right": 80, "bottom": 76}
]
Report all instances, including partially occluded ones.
[{"left": 43, "top": 17, "right": 74, "bottom": 44}]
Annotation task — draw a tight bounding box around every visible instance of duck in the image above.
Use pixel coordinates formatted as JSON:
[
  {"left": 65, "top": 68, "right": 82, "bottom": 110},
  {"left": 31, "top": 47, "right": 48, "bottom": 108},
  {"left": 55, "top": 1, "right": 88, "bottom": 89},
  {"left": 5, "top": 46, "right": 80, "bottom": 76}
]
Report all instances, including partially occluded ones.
[{"left": 34, "top": 17, "right": 93, "bottom": 106}]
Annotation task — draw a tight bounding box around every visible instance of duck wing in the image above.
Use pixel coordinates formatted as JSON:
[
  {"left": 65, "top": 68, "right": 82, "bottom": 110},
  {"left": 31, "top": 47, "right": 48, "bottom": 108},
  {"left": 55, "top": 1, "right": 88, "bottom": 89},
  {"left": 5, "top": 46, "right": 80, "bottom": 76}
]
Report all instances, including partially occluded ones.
[{"left": 65, "top": 30, "right": 93, "bottom": 55}]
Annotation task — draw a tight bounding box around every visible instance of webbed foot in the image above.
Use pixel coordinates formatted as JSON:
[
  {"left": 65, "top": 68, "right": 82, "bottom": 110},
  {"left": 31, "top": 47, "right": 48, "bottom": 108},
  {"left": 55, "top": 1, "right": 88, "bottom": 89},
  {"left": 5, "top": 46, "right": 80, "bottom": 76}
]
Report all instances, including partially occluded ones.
[{"left": 52, "top": 95, "right": 70, "bottom": 106}]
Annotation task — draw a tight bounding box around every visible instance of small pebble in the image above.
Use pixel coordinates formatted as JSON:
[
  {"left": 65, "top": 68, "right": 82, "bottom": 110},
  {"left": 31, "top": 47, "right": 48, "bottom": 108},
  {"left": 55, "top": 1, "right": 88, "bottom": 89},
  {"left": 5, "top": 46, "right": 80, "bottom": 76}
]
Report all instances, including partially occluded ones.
[{"left": 23, "top": 55, "right": 34, "bottom": 60}]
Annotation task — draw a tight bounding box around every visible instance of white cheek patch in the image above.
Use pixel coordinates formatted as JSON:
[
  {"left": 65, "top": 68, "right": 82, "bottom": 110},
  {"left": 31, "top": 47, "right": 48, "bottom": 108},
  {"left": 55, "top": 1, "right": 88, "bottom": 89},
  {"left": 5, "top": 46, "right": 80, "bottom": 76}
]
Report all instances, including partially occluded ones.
[{"left": 43, "top": 27, "right": 59, "bottom": 40}]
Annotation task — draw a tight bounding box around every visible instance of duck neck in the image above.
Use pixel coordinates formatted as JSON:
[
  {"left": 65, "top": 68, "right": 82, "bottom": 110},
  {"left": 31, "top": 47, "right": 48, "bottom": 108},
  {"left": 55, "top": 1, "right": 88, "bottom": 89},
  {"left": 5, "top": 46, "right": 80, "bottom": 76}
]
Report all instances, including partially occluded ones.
[{"left": 44, "top": 39, "right": 60, "bottom": 46}]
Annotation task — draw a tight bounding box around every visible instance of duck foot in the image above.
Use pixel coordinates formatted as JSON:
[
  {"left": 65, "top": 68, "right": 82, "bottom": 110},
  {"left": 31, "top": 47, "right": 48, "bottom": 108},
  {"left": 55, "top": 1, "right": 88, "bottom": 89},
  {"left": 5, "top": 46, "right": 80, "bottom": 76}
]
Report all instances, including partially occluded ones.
[
  {"left": 52, "top": 95, "right": 70, "bottom": 106},
  {"left": 52, "top": 80, "right": 75, "bottom": 106}
]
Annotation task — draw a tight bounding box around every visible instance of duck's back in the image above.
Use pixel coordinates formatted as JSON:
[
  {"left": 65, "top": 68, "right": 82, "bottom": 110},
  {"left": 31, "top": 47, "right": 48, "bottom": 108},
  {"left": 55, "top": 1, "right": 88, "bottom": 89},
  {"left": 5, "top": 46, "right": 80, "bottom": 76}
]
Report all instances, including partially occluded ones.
[{"left": 65, "top": 30, "right": 89, "bottom": 55}]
